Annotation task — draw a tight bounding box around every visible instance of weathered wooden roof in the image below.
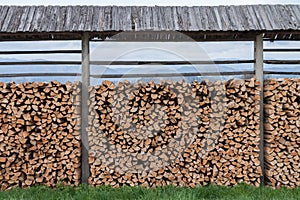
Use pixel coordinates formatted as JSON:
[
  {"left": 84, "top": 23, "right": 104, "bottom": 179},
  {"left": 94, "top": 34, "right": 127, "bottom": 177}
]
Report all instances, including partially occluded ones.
[{"left": 0, "top": 5, "right": 299, "bottom": 41}]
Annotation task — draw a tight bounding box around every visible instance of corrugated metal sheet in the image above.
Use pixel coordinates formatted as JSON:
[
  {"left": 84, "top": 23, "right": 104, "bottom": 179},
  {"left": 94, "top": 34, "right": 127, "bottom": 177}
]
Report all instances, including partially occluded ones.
[{"left": 0, "top": 5, "right": 299, "bottom": 33}]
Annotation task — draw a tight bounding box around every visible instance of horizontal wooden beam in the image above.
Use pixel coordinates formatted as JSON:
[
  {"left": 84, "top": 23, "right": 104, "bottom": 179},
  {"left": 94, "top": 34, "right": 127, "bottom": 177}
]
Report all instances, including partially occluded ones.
[
  {"left": 0, "top": 32, "right": 83, "bottom": 41},
  {"left": 0, "top": 73, "right": 80, "bottom": 78},
  {"left": 0, "top": 50, "right": 81, "bottom": 54},
  {"left": 91, "top": 71, "right": 254, "bottom": 78},
  {"left": 0, "top": 30, "right": 299, "bottom": 42},
  {"left": 264, "top": 60, "right": 300, "bottom": 64},
  {"left": 90, "top": 60, "right": 254, "bottom": 65},
  {"left": 0, "top": 61, "right": 81, "bottom": 65},
  {"left": 264, "top": 48, "right": 300, "bottom": 52},
  {"left": 264, "top": 71, "right": 300, "bottom": 75},
  {"left": 2, "top": 70, "right": 300, "bottom": 78},
  {"left": 2, "top": 71, "right": 300, "bottom": 78},
  {"left": 0, "top": 60, "right": 254, "bottom": 66}
]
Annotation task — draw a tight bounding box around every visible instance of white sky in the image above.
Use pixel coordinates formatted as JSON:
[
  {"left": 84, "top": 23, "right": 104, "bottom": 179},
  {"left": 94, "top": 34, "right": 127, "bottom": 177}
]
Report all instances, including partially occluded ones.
[{"left": 0, "top": 0, "right": 299, "bottom": 6}]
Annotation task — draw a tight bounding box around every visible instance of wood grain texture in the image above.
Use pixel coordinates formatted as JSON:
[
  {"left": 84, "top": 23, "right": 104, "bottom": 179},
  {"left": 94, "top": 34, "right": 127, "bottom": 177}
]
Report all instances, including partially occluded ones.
[
  {"left": 81, "top": 33, "right": 90, "bottom": 184},
  {"left": 0, "top": 5, "right": 299, "bottom": 33}
]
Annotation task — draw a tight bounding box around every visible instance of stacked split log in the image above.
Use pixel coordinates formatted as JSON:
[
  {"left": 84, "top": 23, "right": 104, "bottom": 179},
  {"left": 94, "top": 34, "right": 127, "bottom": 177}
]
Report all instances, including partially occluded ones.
[
  {"left": 209, "top": 79, "right": 262, "bottom": 186},
  {"left": 0, "top": 81, "right": 81, "bottom": 190},
  {"left": 264, "top": 78, "right": 300, "bottom": 188},
  {"left": 88, "top": 78, "right": 262, "bottom": 187}
]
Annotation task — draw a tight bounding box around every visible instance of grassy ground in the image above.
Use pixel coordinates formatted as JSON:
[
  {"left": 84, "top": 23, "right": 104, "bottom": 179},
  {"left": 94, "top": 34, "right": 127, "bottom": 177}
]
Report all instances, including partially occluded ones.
[{"left": 0, "top": 183, "right": 299, "bottom": 200}]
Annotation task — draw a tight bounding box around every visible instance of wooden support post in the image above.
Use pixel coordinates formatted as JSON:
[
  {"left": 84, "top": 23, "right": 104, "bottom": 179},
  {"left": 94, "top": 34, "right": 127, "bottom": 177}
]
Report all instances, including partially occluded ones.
[
  {"left": 81, "top": 32, "right": 90, "bottom": 184},
  {"left": 254, "top": 34, "right": 264, "bottom": 185}
]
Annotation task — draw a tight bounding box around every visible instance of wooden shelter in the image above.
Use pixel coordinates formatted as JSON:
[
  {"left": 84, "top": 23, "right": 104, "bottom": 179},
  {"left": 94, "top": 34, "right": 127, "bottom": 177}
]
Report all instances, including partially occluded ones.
[{"left": 0, "top": 5, "right": 299, "bottom": 184}]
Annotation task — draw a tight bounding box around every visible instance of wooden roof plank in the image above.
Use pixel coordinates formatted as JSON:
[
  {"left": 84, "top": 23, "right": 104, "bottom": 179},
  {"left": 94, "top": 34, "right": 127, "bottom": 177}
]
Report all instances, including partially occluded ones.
[
  {"left": 247, "top": 5, "right": 264, "bottom": 30},
  {"left": 91, "top": 6, "right": 100, "bottom": 31},
  {"left": 157, "top": 6, "right": 167, "bottom": 31},
  {"left": 99, "top": 6, "right": 106, "bottom": 31},
  {"left": 285, "top": 5, "right": 300, "bottom": 29},
  {"left": 232, "top": 6, "right": 247, "bottom": 31},
  {"left": 111, "top": 6, "right": 118, "bottom": 31},
  {"left": 131, "top": 6, "right": 139, "bottom": 31},
  {"left": 1, "top": 6, "right": 16, "bottom": 32},
  {"left": 142, "top": 6, "right": 150, "bottom": 30},
  {"left": 5, "top": 6, "right": 16, "bottom": 32},
  {"left": 8, "top": 6, "right": 24, "bottom": 33},
  {"left": 145, "top": 6, "right": 152, "bottom": 30},
  {"left": 124, "top": 6, "right": 132, "bottom": 31},
  {"left": 36, "top": 6, "right": 48, "bottom": 32},
  {"left": 227, "top": 6, "right": 241, "bottom": 31},
  {"left": 49, "top": 6, "right": 59, "bottom": 32},
  {"left": 16, "top": 6, "right": 30, "bottom": 32},
  {"left": 264, "top": 5, "right": 281, "bottom": 30},
  {"left": 103, "top": 6, "right": 112, "bottom": 31},
  {"left": 182, "top": 6, "right": 190, "bottom": 31},
  {"left": 23, "top": 6, "right": 36, "bottom": 32},
  {"left": 63, "top": 6, "right": 73, "bottom": 31},
  {"left": 270, "top": 5, "right": 286, "bottom": 30},
  {"left": 246, "top": 5, "right": 262, "bottom": 30},
  {"left": 41, "top": 6, "right": 53, "bottom": 32},
  {"left": 256, "top": 5, "right": 274, "bottom": 30},
  {"left": 84, "top": 6, "right": 94, "bottom": 31},
  {"left": 54, "top": 6, "right": 65, "bottom": 32},
  {"left": 206, "top": 6, "right": 219, "bottom": 31},
  {"left": 198, "top": 6, "right": 209, "bottom": 31},
  {"left": 292, "top": 6, "right": 300, "bottom": 29},
  {"left": 212, "top": 6, "right": 223, "bottom": 31},
  {"left": 70, "top": 6, "right": 81, "bottom": 31},
  {"left": 0, "top": 6, "right": 9, "bottom": 31},
  {"left": 147, "top": 7, "right": 154, "bottom": 31},
  {"left": 0, "top": 7, "right": 3, "bottom": 21},
  {"left": 278, "top": 5, "right": 298, "bottom": 30},
  {"left": 176, "top": 6, "right": 183, "bottom": 31},
  {"left": 240, "top": 5, "right": 255, "bottom": 31},
  {"left": 167, "top": 6, "right": 176, "bottom": 30},
  {"left": 137, "top": 6, "right": 144, "bottom": 30},
  {"left": 152, "top": 6, "right": 159, "bottom": 30},
  {"left": 78, "top": 6, "right": 88, "bottom": 31},
  {"left": 218, "top": 6, "right": 232, "bottom": 31},
  {"left": 171, "top": 6, "right": 179, "bottom": 30},
  {"left": 29, "top": 6, "right": 45, "bottom": 32},
  {"left": 191, "top": 6, "right": 202, "bottom": 30},
  {"left": 187, "top": 7, "right": 198, "bottom": 31}
]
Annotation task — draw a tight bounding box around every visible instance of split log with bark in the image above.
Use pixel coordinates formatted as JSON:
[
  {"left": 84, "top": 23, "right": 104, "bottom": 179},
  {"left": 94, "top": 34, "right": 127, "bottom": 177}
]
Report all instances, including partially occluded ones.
[
  {"left": 88, "top": 78, "right": 262, "bottom": 187},
  {"left": 0, "top": 81, "right": 81, "bottom": 190},
  {"left": 264, "top": 78, "right": 300, "bottom": 188}
]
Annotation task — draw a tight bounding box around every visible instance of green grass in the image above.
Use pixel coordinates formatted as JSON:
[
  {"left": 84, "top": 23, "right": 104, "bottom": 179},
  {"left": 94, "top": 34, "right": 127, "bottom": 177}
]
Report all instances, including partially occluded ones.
[{"left": 0, "top": 183, "right": 299, "bottom": 200}]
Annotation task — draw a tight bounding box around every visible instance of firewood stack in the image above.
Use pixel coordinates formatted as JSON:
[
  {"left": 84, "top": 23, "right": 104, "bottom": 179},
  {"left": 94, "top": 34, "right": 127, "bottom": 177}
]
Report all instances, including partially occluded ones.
[
  {"left": 88, "top": 78, "right": 262, "bottom": 187},
  {"left": 0, "top": 81, "right": 81, "bottom": 190},
  {"left": 207, "top": 79, "right": 262, "bottom": 186},
  {"left": 264, "top": 78, "right": 300, "bottom": 188}
]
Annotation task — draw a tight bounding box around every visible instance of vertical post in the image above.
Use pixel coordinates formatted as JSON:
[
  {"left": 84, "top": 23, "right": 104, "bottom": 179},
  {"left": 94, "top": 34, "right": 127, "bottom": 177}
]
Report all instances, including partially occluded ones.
[
  {"left": 81, "top": 32, "right": 90, "bottom": 184},
  {"left": 254, "top": 34, "right": 264, "bottom": 185}
]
